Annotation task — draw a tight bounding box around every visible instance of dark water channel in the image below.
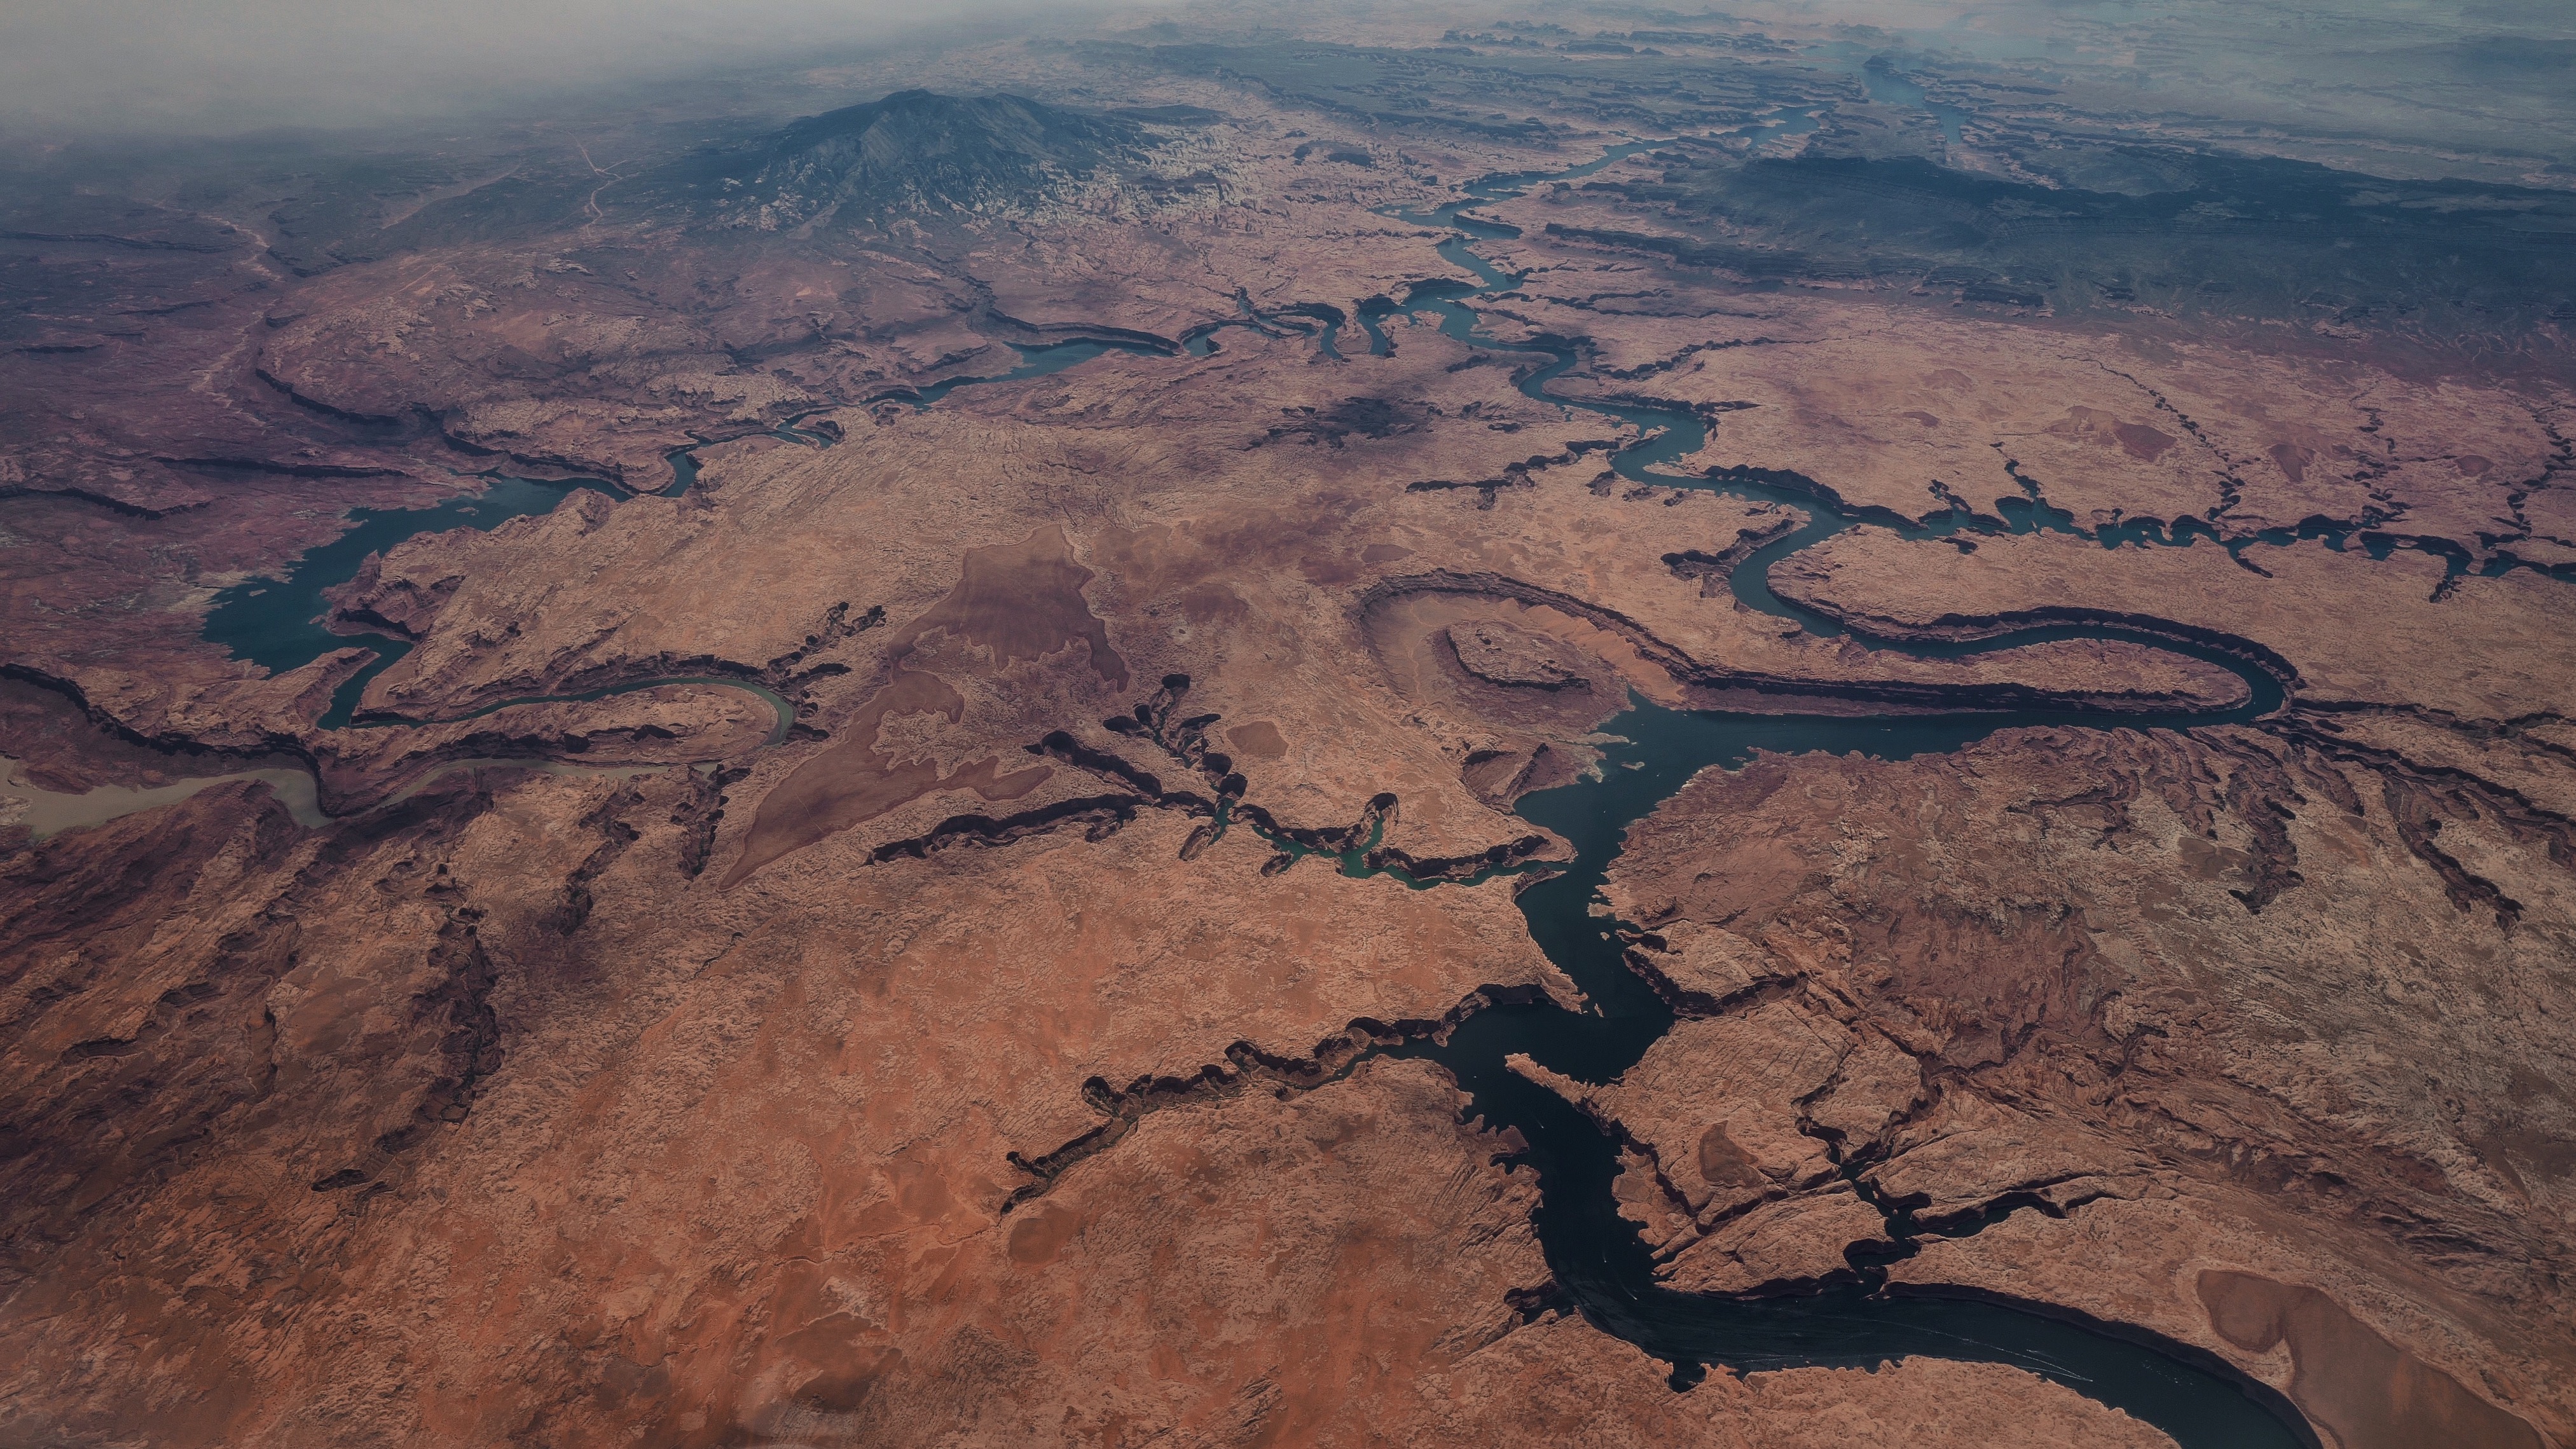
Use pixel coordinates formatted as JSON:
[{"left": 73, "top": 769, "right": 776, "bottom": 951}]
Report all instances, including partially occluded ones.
[
  {"left": 184, "top": 135, "right": 2319, "bottom": 1439},
  {"left": 1383, "top": 696, "right": 2310, "bottom": 1448},
  {"left": 202, "top": 474, "right": 791, "bottom": 740},
  {"left": 203, "top": 474, "right": 633, "bottom": 730},
  {"left": 1353, "top": 153, "right": 2320, "bottom": 1446},
  {"left": 196, "top": 336, "right": 1171, "bottom": 739}
]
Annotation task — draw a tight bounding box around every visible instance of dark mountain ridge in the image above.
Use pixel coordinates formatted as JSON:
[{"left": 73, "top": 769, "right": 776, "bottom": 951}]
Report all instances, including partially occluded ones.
[{"left": 694, "top": 89, "right": 1154, "bottom": 230}]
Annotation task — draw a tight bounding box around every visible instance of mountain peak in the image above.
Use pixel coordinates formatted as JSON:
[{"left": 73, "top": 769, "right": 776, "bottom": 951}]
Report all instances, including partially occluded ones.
[{"left": 713, "top": 90, "right": 1150, "bottom": 230}]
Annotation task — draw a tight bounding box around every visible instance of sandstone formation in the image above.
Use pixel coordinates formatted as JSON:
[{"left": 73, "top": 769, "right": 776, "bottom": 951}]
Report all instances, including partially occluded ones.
[{"left": 3, "top": 4, "right": 2571, "bottom": 1446}]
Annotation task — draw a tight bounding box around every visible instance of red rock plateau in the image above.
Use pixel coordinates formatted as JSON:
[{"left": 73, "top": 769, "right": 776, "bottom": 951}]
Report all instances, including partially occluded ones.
[{"left": 3, "top": 4, "right": 2572, "bottom": 1446}]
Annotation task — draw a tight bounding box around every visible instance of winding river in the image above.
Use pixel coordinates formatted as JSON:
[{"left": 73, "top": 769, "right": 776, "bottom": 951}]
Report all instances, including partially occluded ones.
[
  {"left": 1344, "top": 153, "right": 2319, "bottom": 1446},
  {"left": 144, "top": 137, "right": 2341, "bottom": 1441}
]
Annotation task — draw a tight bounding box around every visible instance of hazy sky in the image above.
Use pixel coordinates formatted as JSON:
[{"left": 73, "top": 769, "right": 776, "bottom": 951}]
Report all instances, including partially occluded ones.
[
  {"left": 0, "top": 0, "right": 1115, "bottom": 134},
  {"left": 7, "top": 0, "right": 2566, "bottom": 151}
]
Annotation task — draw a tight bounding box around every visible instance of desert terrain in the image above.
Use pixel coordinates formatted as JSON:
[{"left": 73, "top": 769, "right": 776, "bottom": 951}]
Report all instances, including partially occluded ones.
[{"left": 3, "top": 2, "right": 2572, "bottom": 1445}]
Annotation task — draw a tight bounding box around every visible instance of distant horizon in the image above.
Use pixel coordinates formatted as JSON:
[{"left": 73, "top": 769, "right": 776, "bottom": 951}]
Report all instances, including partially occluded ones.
[{"left": 0, "top": 0, "right": 1143, "bottom": 137}]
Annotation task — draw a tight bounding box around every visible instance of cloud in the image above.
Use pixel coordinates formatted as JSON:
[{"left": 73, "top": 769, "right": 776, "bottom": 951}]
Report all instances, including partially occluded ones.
[{"left": 0, "top": 0, "right": 1099, "bottom": 134}]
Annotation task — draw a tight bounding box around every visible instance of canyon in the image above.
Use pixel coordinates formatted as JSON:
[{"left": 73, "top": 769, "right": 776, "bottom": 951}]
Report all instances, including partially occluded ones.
[{"left": 3, "top": 3, "right": 2572, "bottom": 1445}]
